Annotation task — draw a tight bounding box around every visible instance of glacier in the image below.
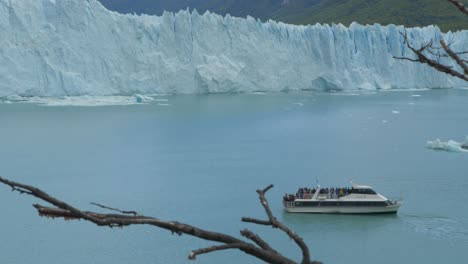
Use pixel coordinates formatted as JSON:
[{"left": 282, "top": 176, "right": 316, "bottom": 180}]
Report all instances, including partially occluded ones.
[{"left": 0, "top": 0, "right": 467, "bottom": 98}]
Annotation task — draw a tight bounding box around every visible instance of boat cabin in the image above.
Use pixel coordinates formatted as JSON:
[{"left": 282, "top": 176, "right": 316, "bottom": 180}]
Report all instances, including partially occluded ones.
[{"left": 283, "top": 183, "right": 378, "bottom": 202}]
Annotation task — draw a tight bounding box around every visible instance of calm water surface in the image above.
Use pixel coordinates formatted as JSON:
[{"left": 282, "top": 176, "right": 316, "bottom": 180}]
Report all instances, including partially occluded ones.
[{"left": 0, "top": 89, "right": 467, "bottom": 264}]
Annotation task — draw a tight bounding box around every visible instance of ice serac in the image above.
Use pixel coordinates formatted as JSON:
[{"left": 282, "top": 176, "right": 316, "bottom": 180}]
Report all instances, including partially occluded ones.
[{"left": 0, "top": 0, "right": 467, "bottom": 97}]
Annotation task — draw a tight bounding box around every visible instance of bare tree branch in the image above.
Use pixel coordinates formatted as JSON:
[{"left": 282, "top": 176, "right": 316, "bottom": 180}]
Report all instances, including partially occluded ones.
[
  {"left": 425, "top": 48, "right": 468, "bottom": 58},
  {"left": 0, "top": 177, "right": 104, "bottom": 224},
  {"left": 0, "top": 177, "right": 320, "bottom": 264},
  {"left": 242, "top": 217, "right": 272, "bottom": 225},
  {"left": 241, "top": 184, "right": 315, "bottom": 264},
  {"left": 90, "top": 202, "right": 138, "bottom": 216},
  {"left": 393, "top": 31, "right": 468, "bottom": 82},
  {"left": 240, "top": 229, "right": 277, "bottom": 252},
  {"left": 189, "top": 244, "right": 245, "bottom": 260},
  {"left": 393, "top": 2, "right": 468, "bottom": 82},
  {"left": 440, "top": 39, "right": 468, "bottom": 74},
  {"left": 447, "top": 0, "right": 468, "bottom": 15},
  {"left": 393, "top": 56, "right": 420, "bottom": 62}
]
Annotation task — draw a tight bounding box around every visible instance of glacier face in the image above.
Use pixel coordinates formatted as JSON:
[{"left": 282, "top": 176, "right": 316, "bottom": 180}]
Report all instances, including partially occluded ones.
[{"left": 0, "top": 0, "right": 467, "bottom": 97}]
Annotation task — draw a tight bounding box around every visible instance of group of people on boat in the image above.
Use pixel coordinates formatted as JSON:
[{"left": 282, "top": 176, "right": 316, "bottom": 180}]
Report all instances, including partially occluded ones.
[
  {"left": 283, "top": 186, "right": 354, "bottom": 201},
  {"left": 283, "top": 194, "right": 296, "bottom": 202},
  {"left": 319, "top": 187, "right": 353, "bottom": 199}
]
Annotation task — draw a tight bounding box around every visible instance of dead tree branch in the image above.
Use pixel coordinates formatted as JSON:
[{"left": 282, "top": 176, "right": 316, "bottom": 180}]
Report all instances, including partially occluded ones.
[
  {"left": 189, "top": 243, "right": 246, "bottom": 260},
  {"left": 393, "top": 31, "right": 468, "bottom": 82},
  {"left": 0, "top": 177, "right": 321, "bottom": 264},
  {"left": 242, "top": 184, "right": 316, "bottom": 264},
  {"left": 90, "top": 202, "right": 138, "bottom": 216},
  {"left": 393, "top": 1, "right": 468, "bottom": 82},
  {"left": 240, "top": 229, "right": 278, "bottom": 252},
  {"left": 447, "top": 0, "right": 468, "bottom": 15},
  {"left": 440, "top": 39, "right": 468, "bottom": 74}
]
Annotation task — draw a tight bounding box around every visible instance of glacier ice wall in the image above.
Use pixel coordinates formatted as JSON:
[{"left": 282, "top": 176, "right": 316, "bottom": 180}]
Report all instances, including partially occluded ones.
[{"left": 0, "top": 0, "right": 467, "bottom": 97}]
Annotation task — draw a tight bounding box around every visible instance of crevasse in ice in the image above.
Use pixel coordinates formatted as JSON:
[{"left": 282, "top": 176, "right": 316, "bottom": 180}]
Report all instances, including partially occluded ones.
[{"left": 0, "top": 0, "right": 466, "bottom": 97}]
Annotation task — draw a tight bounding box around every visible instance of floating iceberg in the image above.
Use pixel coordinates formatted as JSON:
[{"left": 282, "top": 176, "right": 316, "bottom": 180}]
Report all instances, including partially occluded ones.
[
  {"left": 0, "top": 0, "right": 467, "bottom": 98},
  {"left": 426, "top": 137, "right": 468, "bottom": 153}
]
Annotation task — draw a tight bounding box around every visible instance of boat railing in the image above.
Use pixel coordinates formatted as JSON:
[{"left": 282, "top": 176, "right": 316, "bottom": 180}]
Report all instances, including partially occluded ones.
[
  {"left": 300, "top": 193, "right": 313, "bottom": 199},
  {"left": 317, "top": 192, "right": 350, "bottom": 200},
  {"left": 283, "top": 201, "right": 295, "bottom": 208}
]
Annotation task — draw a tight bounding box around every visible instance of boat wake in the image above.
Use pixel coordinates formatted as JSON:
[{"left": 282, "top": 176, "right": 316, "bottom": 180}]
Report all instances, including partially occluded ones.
[
  {"left": 402, "top": 214, "right": 468, "bottom": 241},
  {"left": 426, "top": 137, "right": 468, "bottom": 153}
]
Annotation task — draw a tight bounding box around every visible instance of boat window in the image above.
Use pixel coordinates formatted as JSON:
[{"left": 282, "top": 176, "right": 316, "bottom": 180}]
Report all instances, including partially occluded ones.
[
  {"left": 292, "top": 201, "right": 388, "bottom": 207},
  {"left": 350, "top": 188, "right": 377, "bottom": 195}
]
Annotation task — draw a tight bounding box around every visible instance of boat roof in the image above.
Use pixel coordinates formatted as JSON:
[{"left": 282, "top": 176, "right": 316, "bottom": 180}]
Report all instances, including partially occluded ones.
[
  {"left": 352, "top": 184, "right": 373, "bottom": 189},
  {"left": 314, "top": 184, "right": 373, "bottom": 189}
]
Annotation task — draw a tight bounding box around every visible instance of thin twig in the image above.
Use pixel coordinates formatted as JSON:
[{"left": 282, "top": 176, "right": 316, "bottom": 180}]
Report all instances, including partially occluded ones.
[
  {"left": 90, "top": 202, "right": 138, "bottom": 216},
  {"left": 189, "top": 243, "right": 245, "bottom": 260}
]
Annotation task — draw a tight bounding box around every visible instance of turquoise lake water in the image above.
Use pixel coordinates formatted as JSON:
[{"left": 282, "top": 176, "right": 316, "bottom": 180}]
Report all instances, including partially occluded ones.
[{"left": 0, "top": 89, "right": 467, "bottom": 264}]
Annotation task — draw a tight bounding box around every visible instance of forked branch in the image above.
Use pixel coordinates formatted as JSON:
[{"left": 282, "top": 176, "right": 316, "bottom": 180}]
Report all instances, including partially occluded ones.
[
  {"left": 393, "top": 1, "right": 468, "bottom": 82},
  {"left": 440, "top": 39, "right": 468, "bottom": 75},
  {"left": 242, "top": 184, "right": 316, "bottom": 264},
  {"left": 393, "top": 31, "right": 468, "bottom": 82},
  {"left": 0, "top": 177, "right": 321, "bottom": 264}
]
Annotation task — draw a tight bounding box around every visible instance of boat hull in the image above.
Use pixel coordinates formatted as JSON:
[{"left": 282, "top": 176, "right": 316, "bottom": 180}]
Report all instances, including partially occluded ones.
[{"left": 284, "top": 203, "right": 401, "bottom": 214}]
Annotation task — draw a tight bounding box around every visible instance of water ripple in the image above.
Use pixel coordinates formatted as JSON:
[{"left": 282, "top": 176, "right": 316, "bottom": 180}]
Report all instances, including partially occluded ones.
[{"left": 402, "top": 214, "right": 468, "bottom": 241}]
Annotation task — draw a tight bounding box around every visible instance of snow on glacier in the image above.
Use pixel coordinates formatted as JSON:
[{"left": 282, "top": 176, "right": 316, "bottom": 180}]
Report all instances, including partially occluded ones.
[{"left": 0, "top": 0, "right": 467, "bottom": 98}]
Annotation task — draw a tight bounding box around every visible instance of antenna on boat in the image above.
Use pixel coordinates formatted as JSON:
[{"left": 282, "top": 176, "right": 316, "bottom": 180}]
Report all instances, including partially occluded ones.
[{"left": 316, "top": 177, "right": 321, "bottom": 188}]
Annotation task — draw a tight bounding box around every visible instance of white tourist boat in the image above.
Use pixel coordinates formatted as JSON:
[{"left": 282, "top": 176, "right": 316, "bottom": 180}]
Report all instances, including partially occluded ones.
[{"left": 283, "top": 182, "right": 401, "bottom": 214}]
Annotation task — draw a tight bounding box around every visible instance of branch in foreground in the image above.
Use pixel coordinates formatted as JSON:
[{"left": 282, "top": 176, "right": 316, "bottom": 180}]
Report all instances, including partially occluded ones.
[
  {"left": 241, "top": 229, "right": 277, "bottom": 252},
  {"left": 189, "top": 243, "right": 245, "bottom": 260},
  {"left": 90, "top": 202, "right": 138, "bottom": 216},
  {"left": 393, "top": 1, "right": 468, "bottom": 82},
  {"left": 393, "top": 31, "right": 468, "bottom": 82},
  {"left": 440, "top": 39, "right": 468, "bottom": 75},
  {"left": 447, "top": 0, "right": 468, "bottom": 15},
  {"left": 0, "top": 177, "right": 321, "bottom": 264},
  {"left": 242, "top": 184, "right": 313, "bottom": 264}
]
